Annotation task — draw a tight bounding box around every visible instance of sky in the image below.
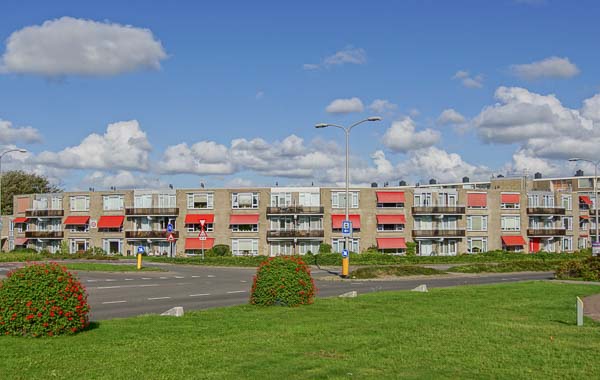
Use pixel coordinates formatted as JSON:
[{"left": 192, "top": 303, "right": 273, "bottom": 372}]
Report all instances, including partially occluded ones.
[{"left": 1, "top": 0, "right": 600, "bottom": 190}]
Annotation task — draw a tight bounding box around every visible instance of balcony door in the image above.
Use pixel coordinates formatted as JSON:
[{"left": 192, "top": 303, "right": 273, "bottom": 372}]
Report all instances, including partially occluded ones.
[{"left": 419, "top": 240, "right": 433, "bottom": 256}]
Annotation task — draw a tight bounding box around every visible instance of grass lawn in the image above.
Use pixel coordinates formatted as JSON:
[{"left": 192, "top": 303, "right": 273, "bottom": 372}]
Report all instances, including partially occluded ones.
[
  {"left": 350, "top": 265, "right": 446, "bottom": 279},
  {"left": 2, "top": 282, "right": 600, "bottom": 379},
  {"left": 62, "top": 263, "right": 164, "bottom": 272}
]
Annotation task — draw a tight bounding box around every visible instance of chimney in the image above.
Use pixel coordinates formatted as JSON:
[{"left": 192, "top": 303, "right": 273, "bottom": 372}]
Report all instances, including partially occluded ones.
[
  {"left": 575, "top": 169, "right": 584, "bottom": 177},
  {"left": 399, "top": 180, "right": 407, "bottom": 186},
  {"left": 371, "top": 182, "right": 378, "bottom": 188},
  {"left": 429, "top": 178, "right": 437, "bottom": 185},
  {"left": 534, "top": 172, "right": 542, "bottom": 179},
  {"left": 462, "top": 176, "right": 469, "bottom": 183}
]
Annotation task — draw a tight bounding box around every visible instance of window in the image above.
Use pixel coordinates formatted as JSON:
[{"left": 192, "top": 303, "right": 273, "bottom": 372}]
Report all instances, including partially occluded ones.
[
  {"left": 562, "top": 237, "right": 573, "bottom": 252},
  {"left": 501, "top": 215, "right": 521, "bottom": 231},
  {"left": 414, "top": 193, "right": 432, "bottom": 207},
  {"left": 33, "top": 195, "right": 62, "bottom": 210},
  {"left": 578, "top": 178, "right": 593, "bottom": 189},
  {"left": 269, "top": 216, "right": 294, "bottom": 231},
  {"left": 232, "top": 239, "right": 258, "bottom": 256},
  {"left": 377, "top": 224, "right": 404, "bottom": 232},
  {"left": 69, "top": 224, "right": 89, "bottom": 233},
  {"left": 187, "top": 193, "right": 214, "bottom": 209},
  {"left": 467, "top": 238, "right": 487, "bottom": 254},
  {"left": 299, "top": 241, "right": 321, "bottom": 255},
  {"left": 467, "top": 215, "right": 488, "bottom": 231},
  {"left": 70, "top": 239, "right": 89, "bottom": 254},
  {"left": 37, "top": 219, "right": 61, "bottom": 232},
  {"left": 579, "top": 237, "right": 588, "bottom": 249},
  {"left": 134, "top": 194, "right": 152, "bottom": 208},
  {"left": 527, "top": 194, "right": 539, "bottom": 207},
  {"left": 561, "top": 195, "right": 572, "bottom": 211},
  {"left": 529, "top": 217, "right": 553, "bottom": 229},
  {"left": 331, "top": 192, "right": 359, "bottom": 209},
  {"left": 299, "top": 192, "right": 320, "bottom": 207},
  {"left": 103, "top": 195, "right": 124, "bottom": 211},
  {"left": 562, "top": 216, "right": 573, "bottom": 231},
  {"left": 270, "top": 242, "right": 294, "bottom": 256},
  {"left": 377, "top": 202, "right": 404, "bottom": 208},
  {"left": 102, "top": 239, "right": 123, "bottom": 255},
  {"left": 298, "top": 216, "right": 322, "bottom": 231},
  {"left": 271, "top": 193, "right": 291, "bottom": 207},
  {"left": 438, "top": 192, "right": 457, "bottom": 206},
  {"left": 232, "top": 192, "right": 259, "bottom": 209},
  {"left": 158, "top": 194, "right": 176, "bottom": 208},
  {"left": 231, "top": 224, "right": 258, "bottom": 232},
  {"left": 439, "top": 240, "right": 458, "bottom": 256},
  {"left": 187, "top": 223, "right": 214, "bottom": 232},
  {"left": 332, "top": 238, "right": 359, "bottom": 253},
  {"left": 440, "top": 216, "right": 458, "bottom": 230},
  {"left": 70, "top": 196, "right": 90, "bottom": 211},
  {"left": 133, "top": 218, "right": 152, "bottom": 231},
  {"left": 414, "top": 216, "right": 433, "bottom": 230}
]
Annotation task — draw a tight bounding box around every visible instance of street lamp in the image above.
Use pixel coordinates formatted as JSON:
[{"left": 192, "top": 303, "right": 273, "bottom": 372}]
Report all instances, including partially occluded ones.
[
  {"left": 569, "top": 157, "right": 600, "bottom": 255},
  {"left": 0, "top": 148, "right": 27, "bottom": 250},
  {"left": 315, "top": 116, "right": 382, "bottom": 277}
]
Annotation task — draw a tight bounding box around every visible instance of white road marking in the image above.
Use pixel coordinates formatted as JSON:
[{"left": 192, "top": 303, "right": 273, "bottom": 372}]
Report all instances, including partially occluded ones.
[
  {"left": 160, "top": 277, "right": 168, "bottom": 279},
  {"left": 189, "top": 293, "right": 210, "bottom": 297},
  {"left": 351, "top": 282, "right": 364, "bottom": 285},
  {"left": 124, "top": 278, "right": 134, "bottom": 281},
  {"left": 141, "top": 277, "right": 152, "bottom": 280},
  {"left": 207, "top": 275, "right": 216, "bottom": 278},
  {"left": 92, "top": 284, "right": 159, "bottom": 290},
  {"left": 87, "top": 279, "right": 98, "bottom": 283},
  {"left": 240, "top": 280, "right": 247, "bottom": 283},
  {"left": 191, "top": 275, "right": 200, "bottom": 278},
  {"left": 174, "top": 276, "right": 184, "bottom": 279},
  {"left": 97, "top": 286, "right": 122, "bottom": 289},
  {"left": 105, "top": 279, "right": 116, "bottom": 282},
  {"left": 102, "top": 300, "right": 127, "bottom": 304},
  {"left": 226, "top": 290, "right": 246, "bottom": 294},
  {"left": 138, "top": 284, "right": 159, "bottom": 287},
  {"left": 148, "top": 296, "right": 171, "bottom": 300}
]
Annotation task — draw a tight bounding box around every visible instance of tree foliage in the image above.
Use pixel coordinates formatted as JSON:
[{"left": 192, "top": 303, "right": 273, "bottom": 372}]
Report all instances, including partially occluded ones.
[{"left": 1, "top": 170, "right": 61, "bottom": 215}]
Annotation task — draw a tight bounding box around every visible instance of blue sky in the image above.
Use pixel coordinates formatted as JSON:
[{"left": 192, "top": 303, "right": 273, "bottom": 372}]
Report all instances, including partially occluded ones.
[{"left": 1, "top": 0, "right": 599, "bottom": 190}]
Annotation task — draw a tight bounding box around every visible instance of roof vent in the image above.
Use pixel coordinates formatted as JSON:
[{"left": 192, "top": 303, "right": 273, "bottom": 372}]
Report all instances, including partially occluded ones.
[
  {"left": 399, "top": 180, "right": 407, "bottom": 186},
  {"left": 575, "top": 169, "right": 584, "bottom": 177},
  {"left": 371, "top": 182, "right": 378, "bottom": 188},
  {"left": 429, "top": 179, "right": 437, "bottom": 185},
  {"left": 534, "top": 172, "right": 542, "bottom": 179},
  {"left": 497, "top": 174, "right": 504, "bottom": 178},
  {"left": 462, "top": 176, "right": 469, "bottom": 183}
]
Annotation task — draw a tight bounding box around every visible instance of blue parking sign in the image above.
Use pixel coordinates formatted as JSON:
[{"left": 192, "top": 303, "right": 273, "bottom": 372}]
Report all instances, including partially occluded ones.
[
  {"left": 167, "top": 223, "right": 173, "bottom": 233},
  {"left": 137, "top": 246, "right": 145, "bottom": 254},
  {"left": 342, "top": 220, "right": 352, "bottom": 236},
  {"left": 342, "top": 249, "right": 349, "bottom": 258}
]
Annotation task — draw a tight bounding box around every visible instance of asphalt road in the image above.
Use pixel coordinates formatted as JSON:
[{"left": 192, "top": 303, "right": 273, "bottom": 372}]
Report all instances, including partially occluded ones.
[{"left": 0, "top": 262, "right": 553, "bottom": 320}]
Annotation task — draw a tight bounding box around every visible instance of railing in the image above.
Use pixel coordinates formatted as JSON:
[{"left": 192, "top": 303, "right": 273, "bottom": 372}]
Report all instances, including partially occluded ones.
[
  {"left": 411, "top": 229, "right": 466, "bottom": 238},
  {"left": 411, "top": 206, "right": 466, "bottom": 214},
  {"left": 125, "top": 230, "right": 179, "bottom": 239},
  {"left": 25, "top": 209, "right": 64, "bottom": 217},
  {"left": 125, "top": 207, "right": 179, "bottom": 216},
  {"left": 526, "top": 207, "right": 566, "bottom": 215},
  {"left": 527, "top": 228, "right": 567, "bottom": 236},
  {"left": 266, "top": 206, "right": 324, "bottom": 214},
  {"left": 267, "top": 230, "right": 325, "bottom": 238},
  {"left": 25, "top": 231, "right": 64, "bottom": 239}
]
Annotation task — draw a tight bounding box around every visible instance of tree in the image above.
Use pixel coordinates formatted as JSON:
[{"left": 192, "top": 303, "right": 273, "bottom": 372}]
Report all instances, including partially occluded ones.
[{"left": 1, "top": 171, "right": 61, "bottom": 215}]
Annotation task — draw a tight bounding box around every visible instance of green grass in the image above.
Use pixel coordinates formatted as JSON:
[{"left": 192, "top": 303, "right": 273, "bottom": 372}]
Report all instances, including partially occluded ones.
[
  {"left": 62, "top": 263, "right": 164, "bottom": 272},
  {"left": 1, "top": 282, "right": 600, "bottom": 379},
  {"left": 350, "top": 265, "right": 446, "bottom": 279},
  {"left": 448, "top": 260, "right": 562, "bottom": 273}
]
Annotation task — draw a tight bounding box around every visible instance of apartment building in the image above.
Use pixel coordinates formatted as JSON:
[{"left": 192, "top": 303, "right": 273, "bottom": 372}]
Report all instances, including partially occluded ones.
[{"left": 2, "top": 173, "right": 597, "bottom": 256}]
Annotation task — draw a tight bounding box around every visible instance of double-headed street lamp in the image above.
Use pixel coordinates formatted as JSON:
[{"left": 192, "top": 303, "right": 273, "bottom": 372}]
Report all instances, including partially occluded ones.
[
  {"left": 315, "top": 116, "right": 382, "bottom": 277},
  {"left": 569, "top": 157, "right": 600, "bottom": 255}
]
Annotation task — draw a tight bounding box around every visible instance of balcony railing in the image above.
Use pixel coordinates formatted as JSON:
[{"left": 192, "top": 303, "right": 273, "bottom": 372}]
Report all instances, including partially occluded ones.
[
  {"left": 25, "top": 231, "right": 64, "bottom": 239},
  {"left": 526, "top": 207, "right": 566, "bottom": 215},
  {"left": 266, "top": 206, "right": 324, "bottom": 214},
  {"left": 527, "top": 228, "right": 567, "bottom": 236},
  {"left": 411, "top": 229, "right": 466, "bottom": 238},
  {"left": 125, "top": 230, "right": 179, "bottom": 239},
  {"left": 125, "top": 207, "right": 179, "bottom": 216},
  {"left": 25, "top": 209, "right": 64, "bottom": 217},
  {"left": 267, "top": 230, "right": 325, "bottom": 239},
  {"left": 411, "top": 206, "right": 466, "bottom": 214}
]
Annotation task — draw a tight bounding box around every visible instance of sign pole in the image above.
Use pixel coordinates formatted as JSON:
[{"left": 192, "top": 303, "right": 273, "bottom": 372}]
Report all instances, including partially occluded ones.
[{"left": 200, "top": 219, "right": 206, "bottom": 260}]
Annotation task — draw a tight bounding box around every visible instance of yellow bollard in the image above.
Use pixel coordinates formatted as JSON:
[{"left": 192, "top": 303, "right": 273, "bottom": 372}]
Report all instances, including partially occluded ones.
[
  {"left": 342, "top": 257, "right": 349, "bottom": 278},
  {"left": 137, "top": 253, "right": 142, "bottom": 270}
]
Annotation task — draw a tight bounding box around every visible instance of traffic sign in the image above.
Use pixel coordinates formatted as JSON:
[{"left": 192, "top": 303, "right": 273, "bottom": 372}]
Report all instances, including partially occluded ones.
[
  {"left": 167, "top": 233, "right": 175, "bottom": 242},
  {"left": 200, "top": 219, "right": 206, "bottom": 228},
  {"left": 167, "top": 223, "right": 173, "bottom": 233},
  {"left": 137, "top": 246, "right": 145, "bottom": 254},
  {"left": 199, "top": 230, "right": 207, "bottom": 241},
  {"left": 342, "top": 220, "right": 352, "bottom": 236},
  {"left": 341, "top": 249, "right": 349, "bottom": 258},
  {"left": 593, "top": 242, "right": 600, "bottom": 256}
]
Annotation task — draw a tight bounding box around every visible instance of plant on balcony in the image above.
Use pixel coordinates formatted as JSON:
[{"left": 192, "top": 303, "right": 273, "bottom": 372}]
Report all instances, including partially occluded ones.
[
  {"left": 0, "top": 262, "right": 90, "bottom": 337},
  {"left": 250, "top": 256, "right": 316, "bottom": 307}
]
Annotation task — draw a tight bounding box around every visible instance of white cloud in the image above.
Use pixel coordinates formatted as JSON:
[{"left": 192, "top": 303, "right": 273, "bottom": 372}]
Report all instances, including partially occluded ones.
[
  {"left": 368, "top": 99, "right": 398, "bottom": 114},
  {"left": 0, "top": 119, "right": 42, "bottom": 144},
  {"left": 82, "top": 170, "right": 164, "bottom": 189},
  {"left": 303, "top": 46, "right": 366, "bottom": 70},
  {"left": 382, "top": 118, "right": 440, "bottom": 153},
  {"left": 436, "top": 109, "right": 466, "bottom": 125},
  {"left": 0, "top": 16, "right": 167, "bottom": 77},
  {"left": 325, "top": 97, "right": 364, "bottom": 114},
  {"left": 452, "top": 70, "right": 483, "bottom": 88},
  {"left": 36, "top": 120, "right": 152, "bottom": 170},
  {"left": 511, "top": 56, "right": 579, "bottom": 80},
  {"left": 399, "top": 147, "right": 490, "bottom": 183},
  {"left": 158, "top": 141, "right": 236, "bottom": 175}
]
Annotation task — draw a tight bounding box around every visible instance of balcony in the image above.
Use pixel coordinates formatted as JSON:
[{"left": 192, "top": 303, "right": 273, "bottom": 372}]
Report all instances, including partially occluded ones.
[
  {"left": 412, "top": 229, "right": 466, "bottom": 238},
  {"left": 25, "top": 231, "right": 64, "bottom": 239},
  {"left": 125, "top": 230, "right": 180, "bottom": 239},
  {"left": 267, "top": 230, "right": 325, "bottom": 239},
  {"left": 25, "top": 209, "right": 64, "bottom": 217},
  {"left": 527, "top": 228, "right": 567, "bottom": 236},
  {"left": 266, "top": 206, "right": 324, "bottom": 214},
  {"left": 125, "top": 207, "right": 179, "bottom": 216},
  {"left": 411, "top": 206, "right": 465, "bottom": 214},
  {"left": 526, "top": 207, "right": 566, "bottom": 215}
]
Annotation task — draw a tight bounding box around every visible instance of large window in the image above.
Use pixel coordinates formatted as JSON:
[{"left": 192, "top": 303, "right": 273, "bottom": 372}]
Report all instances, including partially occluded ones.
[
  {"left": 270, "top": 242, "right": 294, "bottom": 256},
  {"left": 70, "top": 196, "right": 90, "bottom": 211},
  {"left": 103, "top": 195, "right": 124, "bottom": 211},
  {"left": 134, "top": 194, "right": 152, "bottom": 208},
  {"left": 187, "top": 223, "right": 214, "bottom": 232},
  {"left": 467, "top": 238, "right": 488, "bottom": 253},
  {"left": 562, "top": 216, "right": 573, "bottom": 231},
  {"left": 377, "top": 223, "right": 404, "bottom": 232},
  {"left": 33, "top": 195, "right": 62, "bottom": 210},
  {"left": 187, "top": 193, "right": 214, "bottom": 209},
  {"left": 70, "top": 239, "right": 89, "bottom": 254},
  {"left": 299, "top": 192, "right": 320, "bottom": 207},
  {"left": 413, "top": 193, "right": 432, "bottom": 207},
  {"left": 298, "top": 216, "right": 322, "bottom": 231},
  {"left": 562, "top": 237, "right": 573, "bottom": 252},
  {"left": 561, "top": 195, "right": 572, "bottom": 210},
  {"left": 37, "top": 219, "right": 61, "bottom": 231},
  {"left": 331, "top": 192, "right": 359, "bottom": 209},
  {"left": 501, "top": 215, "right": 521, "bottom": 231},
  {"left": 467, "top": 215, "right": 488, "bottom": 231},
  {"left": 102, "top": 239, "right": 123, "bottom": 255},
  {"left": 271, "top": 192, "right": 292, "bottom": 207},
  {"left": 299, "top": 241, "right": 321, "bottom": 255},
  {"left": 232, "top": 239, "right": 258, "bottom": 256},
  {"left": 158, "top": 194, "right": 176, "bottom": 208},
  {"left": 332, "top": 238, "right": 359, "bottom": 253},
  {"left": 232, "top": 192, "right": 259, "bottom": 209},
  {"left": 231, "top": 224, "right": 258, "bottom": 232},
  {"left": 269, "top": 216, "right": 294, "bottom": 231}
]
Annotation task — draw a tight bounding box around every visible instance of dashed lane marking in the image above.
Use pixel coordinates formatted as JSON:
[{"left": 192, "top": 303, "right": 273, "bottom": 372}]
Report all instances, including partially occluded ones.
[
  {"left": 92, "top": 284, "right": 159, "bottom": 290},
  {"left": 97, "top": 286, "right": 122, "bottom": 289},
  {"left": 191, "top": 275, "right": 200, "bottom": 278},
  {"left": 105, "top": 279, "right": 116, "bottom": 282},
  {"left": 240, "top": 280, "right": 248, "bottom": 283},
  {"left": 159, "top": 277, "right": 168, "bottom": 279},
  {"left": 124, "top": 279, "right": 133, "bottom": 281},
  {"left": 207, "top": 275, "right": 216, "bottom": 278},
  {"left": 148, "top": 297, "right": 171, "bottom": 301},
  {"left": 102, "top": 300, "right": 127, "bottom": 304},
  {"left": 87, "top": 280, "right": 98, "bottom": 282},
  {"left": 174, "top": 276, "right": 184, "bottom": 279},
  {"left": 189, "top": 293, "right": 210, "bottom": 297},
  {"left": 141, "top": 277, "right": 152, "bottom": 280},
  {"left": 226, "top": 290, "right": 246, "bottom": 294}
]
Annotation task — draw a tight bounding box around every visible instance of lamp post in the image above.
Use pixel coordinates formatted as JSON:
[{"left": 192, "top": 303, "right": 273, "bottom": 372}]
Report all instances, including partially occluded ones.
[
  {"left": 569, "top": 158, "right": 600, "bottom": 255},
  {"left": 0, "top": 148, "right": 27, "bottom": 251},
  {"left": 315, "top": 116, "right": 382, "bottom": 277}
]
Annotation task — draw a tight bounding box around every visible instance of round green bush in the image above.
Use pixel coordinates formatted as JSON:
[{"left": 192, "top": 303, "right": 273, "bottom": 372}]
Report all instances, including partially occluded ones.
[
  {"left": 250, "top": 256, "right": 316, "bottom": 307},
  {"left": 211, "top": 244, "right": 231, "bottom": 257},
  {"left": 556, "top": 257, "right": 600, "bottom": 281},
  {"left": 0, "top": 262, "right": 90, "bottom": 337}
]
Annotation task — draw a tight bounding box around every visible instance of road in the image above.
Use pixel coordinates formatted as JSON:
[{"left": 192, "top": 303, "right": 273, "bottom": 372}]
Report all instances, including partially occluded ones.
[{"left": 0, "top": 262, "right": 553, "bottom": 320}]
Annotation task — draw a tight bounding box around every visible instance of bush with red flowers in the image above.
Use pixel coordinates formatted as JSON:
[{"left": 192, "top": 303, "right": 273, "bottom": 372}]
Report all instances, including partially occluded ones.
[
  {"left": 0, "top": 262, "right": 90, "bottom": 337},
  {"left": 250, "top": 256, "right": 316, "bottom": 307}
]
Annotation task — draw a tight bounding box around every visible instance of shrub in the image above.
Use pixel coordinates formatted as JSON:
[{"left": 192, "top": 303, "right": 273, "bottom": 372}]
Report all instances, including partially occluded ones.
[
  {"left": 405, "top": 242, "right": 417, "bottom": 256},
  {"left": 211, "top": 244, "right": 231, "bottom": 257},
  {"left": 84, "top": 247, "right": 107, "bottom": 257},
  {"left": 0, "top": 262, "right": 90, "bottom": 337},
  {"left": 319, "top": 243, "right": 332, "bottom": 254},
  {"left": 250, "top": 256, "right": 316, "bottom": 307},
  {"left": 556, "top": 257, "right": 600, "bottom": 281}
]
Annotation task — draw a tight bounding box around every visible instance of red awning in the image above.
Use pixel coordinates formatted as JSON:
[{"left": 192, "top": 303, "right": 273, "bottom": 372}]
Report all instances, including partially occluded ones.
[
  {"left": 376, "top": 191, "right": 405, "bottom": 203},
  {"left": 331, "top": 214, "right": 361, "bottom": 229},
  {"left": 467, "top": 193, "right": 487, "bottom": 208},
  {"left": 501, "top": 193, "right": 520, "bottom": 204},
  {"left": 64, "top": 216, "right": 90, "bottom": 225},
  {"left": 377, "top": 238, "right": 407, "bottom": 249},
  {"left": 580, "top": 196, "right": 593, "bottom": 205},
  {"left": 13, "top": 217, "right": 28, "bottom": 224},
  {"left": 229, "top": 214, "right": 259, "bottom": 225},
  {"left": 14, "top": 238, "right": 28, "bottom": 245},
  {"left": 501, "top": 236, "right": 526, "bottom": 246},
  {"left": 580, "top": 215, "right": 590, "bottom": 220},
  {"left": 376, "top": 214, "right": 406, "bottom": 224},
  {"left": 185, "top": 214, "right": 215, "bottom": 224},
  {"left": 97, "top": 215, "right": 125, "bottom": 229},
  {"left": 185, "top": 237, "right": 215, "bottom": 250}
]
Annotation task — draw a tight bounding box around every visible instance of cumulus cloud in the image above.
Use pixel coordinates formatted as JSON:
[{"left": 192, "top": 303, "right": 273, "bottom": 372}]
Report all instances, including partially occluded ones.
[
  {"left": 398, "top": 147, "right": 490, "bottom": 183},
  {"left": 303, "top": 46, "right": 367, "bottom": 70},
  {"left": 368, "top": 99, "right": 398, "bottom": 114},
  {"left": 0, "top": 119, "right": 42, "bottom": 144},
  {"left": 325, "top": 97, "right": 364, "bottom": 114},
  {"left": 82, "top": 170, "right": 164, "bottom": 189},
  {"left": 382, "top": 118, "right": 440, "bottom": 153},
  {"left": 511, "top": 56, "right": 579, "bottom": 80},
  {"left": 36, "top": 120, "right": 152, "bottom": 170},
  {"left": 0, "top": 16, "right": 167, "bottom": 77},
  {"left": 436, "top": 109, "right": 466, "bottom": 125},
  {"left": 452, "top": 70, "right": 483, "bottom": 88}
]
